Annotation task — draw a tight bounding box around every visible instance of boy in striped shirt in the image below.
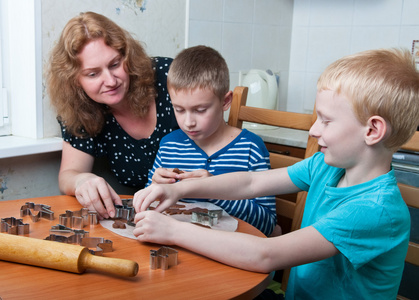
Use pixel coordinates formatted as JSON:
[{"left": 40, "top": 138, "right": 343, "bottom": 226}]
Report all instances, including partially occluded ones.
[{"left": 145, "top": 45, "right": 277, "bottom": 236}]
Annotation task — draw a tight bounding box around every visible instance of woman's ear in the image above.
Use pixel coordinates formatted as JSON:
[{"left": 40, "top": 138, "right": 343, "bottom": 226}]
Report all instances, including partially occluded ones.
[
  {"left": 365, "top": 115, "right": 388, "bottom": 146},
  {"left": 222, "top": 91, "right": 233, "bottom": 111}
]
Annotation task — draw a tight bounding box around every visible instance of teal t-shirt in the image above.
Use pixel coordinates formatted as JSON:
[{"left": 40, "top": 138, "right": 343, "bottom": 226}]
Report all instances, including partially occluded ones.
[{"left": 286, "top": 152, "right": 410, "bottom": 300}]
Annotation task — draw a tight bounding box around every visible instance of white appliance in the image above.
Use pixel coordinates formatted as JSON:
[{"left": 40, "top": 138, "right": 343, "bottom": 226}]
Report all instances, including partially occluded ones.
[{"left": 239, "top": 69, "right": 279, "bottom": 130}]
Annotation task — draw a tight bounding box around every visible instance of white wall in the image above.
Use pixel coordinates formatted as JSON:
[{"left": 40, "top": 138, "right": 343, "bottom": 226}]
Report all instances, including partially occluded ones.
[
  {"left": 288, "top": 0, "right": 419, "bottom": 113},
  {"left": 188, "top": 0, "right": 419, "bottom": 114},
  {"left": 188, "top": 0, "right": 294, "bottom": 110},
  {"left": 0, "top": 152, "right": 61, "bottom": 201}
]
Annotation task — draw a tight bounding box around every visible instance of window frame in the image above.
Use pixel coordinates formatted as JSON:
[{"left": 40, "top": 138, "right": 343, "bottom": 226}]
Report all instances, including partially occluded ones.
[
  {"left": 0, "top": 0, "right": 10, "bottom": 134},
  {"left": 0, "top": 0, "right": 62, "bottom": 158}
]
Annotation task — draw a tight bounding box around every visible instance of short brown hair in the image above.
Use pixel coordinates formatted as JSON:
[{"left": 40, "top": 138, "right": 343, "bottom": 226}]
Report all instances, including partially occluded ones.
[
  {"left": 167, "top": 45, "right": 230, "bottom": 100},
  {"left": 47, "top": 11, "right": 155, "bottom": 137},
  {"left": 318, "top": 48, "right": 419, "bottom": 151}
]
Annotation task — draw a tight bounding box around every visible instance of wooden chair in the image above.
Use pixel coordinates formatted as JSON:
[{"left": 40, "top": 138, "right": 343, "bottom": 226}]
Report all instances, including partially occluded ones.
[
  {"left": 228, "top": 86, "right": 319, "bottom": 290},
  {"left": 397, "top": 131, "right": 419, "bottom": 300}
]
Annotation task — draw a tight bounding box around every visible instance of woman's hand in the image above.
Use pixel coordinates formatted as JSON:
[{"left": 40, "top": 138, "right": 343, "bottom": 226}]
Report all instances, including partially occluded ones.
[
  {"left": 58, "top": 142, "right": 121, "bottom": 219},
  {"left": 74, "top": 173, "right": 121, "bottom": 219}
]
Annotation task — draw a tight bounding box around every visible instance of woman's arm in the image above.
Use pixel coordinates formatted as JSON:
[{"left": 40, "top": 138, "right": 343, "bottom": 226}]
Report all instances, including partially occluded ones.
[{"left": 59, "top": 141, "right": 121, "bottom": 218}]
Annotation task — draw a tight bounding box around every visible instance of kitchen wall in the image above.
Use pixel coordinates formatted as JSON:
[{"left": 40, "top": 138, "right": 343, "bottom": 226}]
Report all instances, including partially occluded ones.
[
  {"left": 188, "top": 0, "right": 293, "bottom": 111},
  {"left": 0, "top": 152, "right": 62, "bottom": 201},
  {"left": 287, "top": 0, "right": 419, "bottom": 114},
  {"left": 187, "top": 0, "right": 419, "bottom": 115}
]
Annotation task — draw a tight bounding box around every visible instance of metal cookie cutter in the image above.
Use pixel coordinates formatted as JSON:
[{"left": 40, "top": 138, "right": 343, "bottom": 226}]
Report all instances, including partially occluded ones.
[
  {"left": 114, "top": 199, "right": 135, "bottom": 226},
  {"left": 150, "top": 246, "right": 178, "bottom": 270},
  {"left": 80, "top": 237, "right": 113, "bottom": 255},
  {"left": 45, "top": 225, "right": 112, "bottom": 255},
  {"left": 191, "top": 209, "right": 223, "bottom": 227},
  {"left": 49, "top": 224, "right": 90, "bottom": 244},
  {"left": 59, "top": 208, "right": 98, "bottom": 229},
  {"left": 1, "top": 217, "right": 30, "bottom": 235},
  {"left": 20, "top": 202, "right": 54, "bottom": 222}
]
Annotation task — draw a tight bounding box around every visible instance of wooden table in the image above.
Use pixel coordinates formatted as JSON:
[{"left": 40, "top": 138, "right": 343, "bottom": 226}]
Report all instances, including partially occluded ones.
[{"left": 0, "top": 195, "right": 272, "bottom": 300}]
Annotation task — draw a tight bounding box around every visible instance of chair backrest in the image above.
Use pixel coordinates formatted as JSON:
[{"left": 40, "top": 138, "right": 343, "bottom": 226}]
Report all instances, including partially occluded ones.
[
  {"left": 397, "top": 131, "right": 419, "bottom": 300},
  {"left": 228, "top": 86, "right": 319, "bottom": 290}
]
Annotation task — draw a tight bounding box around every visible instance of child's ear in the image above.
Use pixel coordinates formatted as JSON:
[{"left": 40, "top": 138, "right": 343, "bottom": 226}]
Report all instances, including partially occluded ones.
[
  {"left": 365, "top": 115, "right": 388, "bottom": 146},
  {"left": 222, "top": 91, "right": 233, "bottom": 111}
]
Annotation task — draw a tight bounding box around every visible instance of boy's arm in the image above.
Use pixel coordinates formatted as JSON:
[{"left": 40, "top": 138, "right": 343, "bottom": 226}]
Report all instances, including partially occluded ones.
[
  {"left": 133, "top": 210, "right": 339, "bottom": 273},
  {"left": 133, "top": 167, "right": 300, "bottom": 213}
]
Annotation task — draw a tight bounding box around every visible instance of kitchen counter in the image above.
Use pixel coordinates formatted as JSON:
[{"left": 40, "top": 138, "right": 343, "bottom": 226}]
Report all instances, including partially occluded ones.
[{"left": 245, "top": 123, "right": 309, "bottom": 149}]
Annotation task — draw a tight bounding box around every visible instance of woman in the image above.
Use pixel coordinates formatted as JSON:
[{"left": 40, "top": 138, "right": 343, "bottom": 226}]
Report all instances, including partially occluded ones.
[{"left": 47, "top": 12, "right": 178, "bottom": 219}]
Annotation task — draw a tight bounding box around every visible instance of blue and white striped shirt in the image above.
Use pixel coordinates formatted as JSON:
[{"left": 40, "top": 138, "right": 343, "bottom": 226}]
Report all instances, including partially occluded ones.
[{"left": 147, "top": 128, "right": 277, "bottom": 236}]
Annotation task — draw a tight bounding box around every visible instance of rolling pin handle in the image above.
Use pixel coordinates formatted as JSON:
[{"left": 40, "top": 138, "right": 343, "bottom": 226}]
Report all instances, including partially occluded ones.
[{"left": 80, "top": 248, "right": 139, "bottom": 277}]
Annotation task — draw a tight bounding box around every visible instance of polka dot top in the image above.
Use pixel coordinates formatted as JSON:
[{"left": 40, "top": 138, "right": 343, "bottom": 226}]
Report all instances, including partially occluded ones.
[{"left": 60, "top": 57, "right": 179, "bottom": 189}]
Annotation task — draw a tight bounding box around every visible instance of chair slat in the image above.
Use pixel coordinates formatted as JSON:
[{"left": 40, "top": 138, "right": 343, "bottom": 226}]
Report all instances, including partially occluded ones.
[
  {"left": 398, "top": 183, "right": 419, "bottom": 209},
  {"left": 239, "top": 106, "right": 313, "bottom": 130},
  {"left": 276, "top": 198, "right": 296, "bottom": 219},
  {"left": 401, "top": 131, "right": 419, "bottom": 152},
  {"left": 405, "top": 242, "right": 419, "bottom": 267},
  {"left": 396, "top": 131, "right": 419, "bottom": 298}
]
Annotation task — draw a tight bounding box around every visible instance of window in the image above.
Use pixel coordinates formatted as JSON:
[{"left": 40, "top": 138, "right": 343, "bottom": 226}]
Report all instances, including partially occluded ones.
[
  {"left": 0, "top": 0, "right": 62, "bottom": 158},
  {"left": 0, "top": 1, "right": 10, "bottom": 135},
  {"left": 4, "top": 0, "right": 44, "bottom": 139}
]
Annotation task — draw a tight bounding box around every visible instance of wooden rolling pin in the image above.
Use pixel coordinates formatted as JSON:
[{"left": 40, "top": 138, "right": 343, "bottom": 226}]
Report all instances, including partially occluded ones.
[{"left": 0, "top": 233, "right": 138, "bottom": 277}]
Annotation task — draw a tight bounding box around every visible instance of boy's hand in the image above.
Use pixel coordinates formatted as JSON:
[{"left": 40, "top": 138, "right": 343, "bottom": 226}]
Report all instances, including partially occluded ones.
[
  {"left": 133, "top": 184, "right": 179, "bottom": 213},
  {"left": 152, "top": 168, "right": 212, "bottom": 184},
  {"left": 133, "top": 210, "right": 178, "bottom": 244},
  {"left": 175, "top": 169, "right": 212, "bottom": 181},
  {"left": 151, "top": 168, "right": 180, "bottom": 184}
]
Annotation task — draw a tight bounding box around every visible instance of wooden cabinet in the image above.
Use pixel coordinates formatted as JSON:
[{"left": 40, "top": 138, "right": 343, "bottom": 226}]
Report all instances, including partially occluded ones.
[{"left": 264, "top": 142, "right": 305, "bottom": 159}]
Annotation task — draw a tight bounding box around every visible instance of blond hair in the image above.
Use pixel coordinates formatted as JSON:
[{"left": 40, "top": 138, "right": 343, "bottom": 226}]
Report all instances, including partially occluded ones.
[
  {"left": 318, "top": 48, "right": 419, "bottom": 151},
  {"left": 167, "top": 45, "right": 229, "bottom": 100},
  {"left": 47, "top": 11, "right": 155, "bottom": 137}
]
